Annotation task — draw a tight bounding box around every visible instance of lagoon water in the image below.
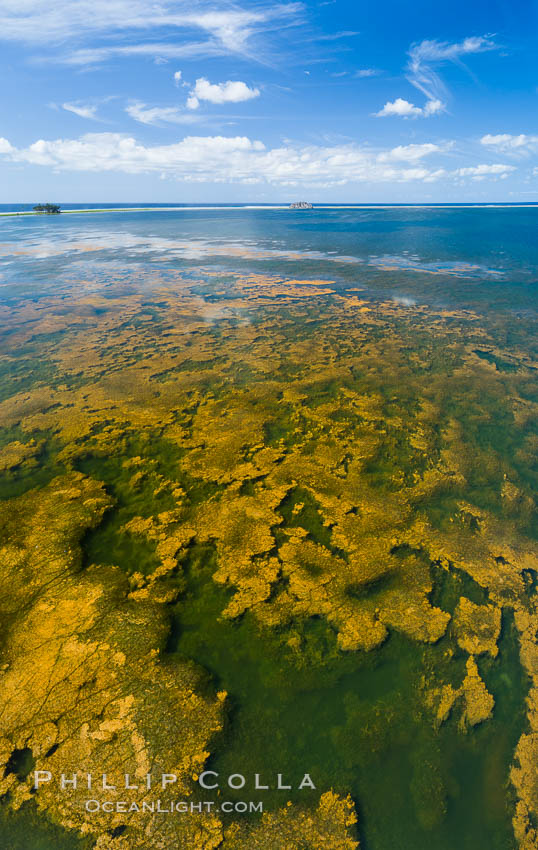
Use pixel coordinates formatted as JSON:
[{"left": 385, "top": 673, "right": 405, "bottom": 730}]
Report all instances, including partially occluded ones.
[
  {"left": 1, "top": 203, "right": 536, "bottom": 309},
  {"left": 0, "top": 205, "right": 536, "bottom": 849}
]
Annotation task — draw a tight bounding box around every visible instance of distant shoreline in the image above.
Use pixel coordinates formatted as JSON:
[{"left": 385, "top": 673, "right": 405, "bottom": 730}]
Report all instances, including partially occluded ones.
[{"left": 2, "top": 203, "right": 538, "bottom": 218}]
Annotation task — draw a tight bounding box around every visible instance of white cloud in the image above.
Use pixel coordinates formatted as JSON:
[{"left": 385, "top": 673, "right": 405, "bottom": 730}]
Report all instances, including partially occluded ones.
[
  {"left": 186, "top": 78, "right": 260, "bottom": 109},
  {"left": 0, "top": 1, "right": 302, "bottom": 63},
  {"left": 126, "top": 102, "right": 200, "bottom": 126},
  {"left": 173, "top": 70, "right": 182, "bottom": 86},
  {"left": 0, "top": 129, "right": 512, "bottom": 188},
  {"left": 378, "top": 142, "right": 447, "bottom": 161},
  {"left": 375, "top": 97, "right": 443, "bottom": 118},
  {"left": 0, "top": 138, "right": 14, "bottom": 154},
  {"left": 376, "top": 98, "right": 422, "bottom": 117},
  {"left": 423, "top": 99, "right": 444, "bottom": 116},
  {"left": 62, "top": 102, "right": 98, "bottom": 120},
  {"left": 356, "top": 68, "right": 380, "bottom": 78},
  {"left": 377, "top": 35, "right": 498, "bottom": 119},
  {"left": 453, "top": 163, "right": 516, "bottom": 180},
  {"left": 0, "top": 131, "right": 458, "bottom": 186},
  {"left": 481, "top": 133, "right": 538, "bottom": 154}
]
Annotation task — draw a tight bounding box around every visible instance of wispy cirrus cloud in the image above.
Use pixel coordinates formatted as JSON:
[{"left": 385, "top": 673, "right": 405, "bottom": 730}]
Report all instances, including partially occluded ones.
[
  {"left": 60, "top": 42, "right": 224, "bottom": 66},
  {"left": 0, "top": 1, "right": 302, "bottom": 64},
  {"left": 377, "top": 142, "right": 448, "bottom": 161},
  {"left": 376, "top": 34, "right": 498, "bottom": 118},
  {"left": 317, "top": 30, "right": 359, "bottom": 41},
  {"left": 125, "top": 102, "right": 202, "bottom": 126},
  {"left": 331, "top": 68, "right": 380, "bottom": 79},
  {"left": 407, "top": 35, "right": 497, "bottom": 104},
  {"left": 62, "top": 102, "right": 99, "bottom": 120}
]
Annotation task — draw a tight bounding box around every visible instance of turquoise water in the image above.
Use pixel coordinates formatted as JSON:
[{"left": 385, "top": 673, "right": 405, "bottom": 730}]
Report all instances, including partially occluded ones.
[{"left": 1, "top": 205, "right": 537, "bottom": 311}]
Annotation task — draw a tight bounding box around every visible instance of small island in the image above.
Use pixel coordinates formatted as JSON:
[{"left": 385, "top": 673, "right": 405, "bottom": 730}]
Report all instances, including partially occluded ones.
[
  {"left": 289, "top": 201, "right": 313, "bottom": 209},
  {"left": 33, "top": 203, "right": 61, "bottom": 214}
]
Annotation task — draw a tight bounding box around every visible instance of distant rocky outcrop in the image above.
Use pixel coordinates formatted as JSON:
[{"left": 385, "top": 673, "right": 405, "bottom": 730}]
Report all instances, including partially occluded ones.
[{"left": 289, "top": 201, "right": 313, "bottom": 209}]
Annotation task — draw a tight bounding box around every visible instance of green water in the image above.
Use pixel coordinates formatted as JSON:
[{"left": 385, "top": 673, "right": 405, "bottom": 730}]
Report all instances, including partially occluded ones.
[
  {"left": 0, "top": 429, "right": 529, "bottom": 850},
  {"left": 163, "top": 542, "right": 527, "bottom": 850},
  {"left": 72, "top": 440, "right": 528, "bottom": 850},
  {"left": 0, "top": 799, "right": 92, "bottom": 850}
]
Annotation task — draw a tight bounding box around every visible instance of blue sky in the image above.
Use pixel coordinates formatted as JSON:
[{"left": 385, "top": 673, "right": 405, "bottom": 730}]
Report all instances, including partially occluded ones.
[{"left": 1, "top": 0, "right": 537, "bottom": 202}]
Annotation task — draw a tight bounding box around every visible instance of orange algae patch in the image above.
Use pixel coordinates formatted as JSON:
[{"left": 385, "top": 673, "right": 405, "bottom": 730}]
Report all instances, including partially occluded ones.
[{"left": 0, "top": 265, "right": 536, "bottom": 848}]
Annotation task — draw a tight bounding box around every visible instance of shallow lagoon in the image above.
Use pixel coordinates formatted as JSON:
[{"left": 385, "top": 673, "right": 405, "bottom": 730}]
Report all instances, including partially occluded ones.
[{"left": 0, "top": 207, "right": 536, "bottom": 849}]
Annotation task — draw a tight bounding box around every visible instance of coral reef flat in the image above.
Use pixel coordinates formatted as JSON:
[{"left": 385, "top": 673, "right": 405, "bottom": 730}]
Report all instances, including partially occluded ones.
[{"left": 0, "top": 206, "right": 536, "bottom": 849}]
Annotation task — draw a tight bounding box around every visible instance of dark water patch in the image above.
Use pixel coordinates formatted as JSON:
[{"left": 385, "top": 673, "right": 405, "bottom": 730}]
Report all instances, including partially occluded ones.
[
  {"left": 0, "top": 358, "right": 58, "bottom": 403},
  {"left": 4, "top": 748, "right": 35, "bottom": 782},
  {"left": 150, "top": 356, "right": 227, "bottom": 382},
  {"left": 415, "top": 492, "right": 464, "bottom": 533},
  {"left": 345, "top": 570, "right": 398, "bottom": 600},
  {"left": 473, "top": 349, "right": 519, "bottom": 373},
  {"left": 521, "top": 568, "right": 538, "bottom": 601},
  {"left": 238, "top": 475, "right": 268, "bottom": 497},
  {"left": 109, "top": 824, "right": 127, "bottom": 838},
  {"left": 0, "top": 798, "right": 94, "bottom": 850},
  {"left": 0, "top": 434, "right": 66, "bottom": 502},
  {"left": 429, "top": 560, "right": 489, "bottom": 614},
  {"left": 277, "top": 485, "right": 335, "bottom": 551},
  {"left": 165, "top": 547, "right": 525, "bottom": 850},
  {"left": 437, "top": 372, "right": 536, "bottom": 526},
  {"left": 262, "top": 402, "right": 302, "bottom": 449},
  {"left": 262, "top": 418, "right": 288, "bottom": 446},
  {"left": 82, "top": 510, "right": 162, "bottom": 576},
  {"left": 301, "top": 377, "right": 341, "bottom": 407},
  {"left": 443, "top": 609, "right": 529, "bottom": 850},
  {"left": 77, "top": 433, "right": 220, "bottom": 576},
  {"left": 477, "top": 609, "right": 530, "bottom": 734},
  {"left": 221, "top": 360, "right": 260, "bottom": 387},
  {"left": 0, "top": 424, "right": 30, "bottom": 452},
  {"left": 362, "top": 426, "right": 428, "bottom": 489}
]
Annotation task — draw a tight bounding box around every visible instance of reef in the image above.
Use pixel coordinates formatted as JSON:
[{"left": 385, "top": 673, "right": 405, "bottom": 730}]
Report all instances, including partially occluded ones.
[
  {"left": 0, "top": 258, "right": 536, "bottom": 848},
  {"left": 0, "top": 475, "right": 226, "bottom": 848},
  {"left": 425, "top": 655, "right": 495, "bottom": 730},
  {"left": 453, "top": 597, "right": 501, "bottom": 657},
  {"left": 224, "top": 792, "right": 358, "bottom": 848}
]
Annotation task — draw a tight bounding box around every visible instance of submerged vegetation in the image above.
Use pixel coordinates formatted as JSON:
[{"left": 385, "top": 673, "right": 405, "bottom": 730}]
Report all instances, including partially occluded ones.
[{"left": 0, "top": 210, "right": 536, "bottom": 849}]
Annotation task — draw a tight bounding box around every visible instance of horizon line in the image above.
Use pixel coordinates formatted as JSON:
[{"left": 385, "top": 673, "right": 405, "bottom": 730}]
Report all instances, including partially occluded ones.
[{"left": 2, "top": 201, "right": 538, "bottom": 218}]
